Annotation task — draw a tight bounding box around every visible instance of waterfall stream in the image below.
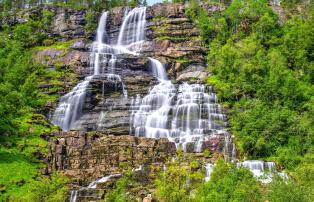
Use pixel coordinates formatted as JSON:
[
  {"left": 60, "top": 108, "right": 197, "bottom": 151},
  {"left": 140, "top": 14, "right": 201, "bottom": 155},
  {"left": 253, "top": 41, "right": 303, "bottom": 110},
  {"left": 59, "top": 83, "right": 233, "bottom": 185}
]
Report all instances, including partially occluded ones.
[
  {"left": 51, "top": 8, "right": 146, "bottom": 131},
  {"left": 52, "top": 6, "right": 230, "bottom": 152},
  {"left": 130, "top": 59, "right": 228, "bottom": 151}
]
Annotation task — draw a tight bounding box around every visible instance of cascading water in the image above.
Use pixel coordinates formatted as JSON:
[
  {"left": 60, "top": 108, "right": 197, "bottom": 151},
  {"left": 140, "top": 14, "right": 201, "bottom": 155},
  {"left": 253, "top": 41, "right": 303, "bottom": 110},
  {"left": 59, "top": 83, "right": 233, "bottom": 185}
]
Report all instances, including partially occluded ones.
[
  {"left": 130, "top": 59, "right": 227, "bottom": 152},
  {"left": 69, "top": 190, "right": 78, "bottom": 202},
  {"left": 237, "top": 160, "right": 278, "bottom": 183},
  {"left": 88, "top": 174, "right": 122, "bottom": 189},
  {"left": 52, "top": 8, "right": 147, "bottom": 131},
  {"left": 205, "top": 163, "right": 214, "bottom": 182},
  {"left": 51, "top": 11, "right": 110, "bottom": 131},
  {"left": 117, "top": 7, "right": 146, "bottom": 46}
]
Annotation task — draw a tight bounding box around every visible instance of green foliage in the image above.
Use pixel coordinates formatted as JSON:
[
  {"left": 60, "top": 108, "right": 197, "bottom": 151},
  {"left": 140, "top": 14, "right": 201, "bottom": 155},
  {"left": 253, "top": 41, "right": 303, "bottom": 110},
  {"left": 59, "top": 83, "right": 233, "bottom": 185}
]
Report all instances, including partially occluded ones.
[
  {"left": 154, "top": 156, "right": 263, "bottom": 202},
  {"left": 0, "top": 6, "right": 68, "bottom": 200},
  {"left": 267, "top": 176, "right": 308, "bottom": 202},
  {"left": 195, "top": 159, "right": 261, "bottom": 202},
  {"left": 27, "top": 173, "right": 69, "bottom": 202},
  {"left": 33, "top": 40, "right": 74, "bottom": 51},
  {"left": 188, "top": 0, "right": 314, "bottom": 169},
  {"left": 104, "top": 168, "right": 151, "bottom": 202},
  {"left": 0, "top": 147, "right": 40, "bottom": 201},
  {"left": 85, "top": 11, "right": 97, "bottom": 33},
  {"left": 155, "top": 150, "right": 205, "bottom": 202},
  {"left": 104, "top": 171, "right": 132, "bottom": 202}
]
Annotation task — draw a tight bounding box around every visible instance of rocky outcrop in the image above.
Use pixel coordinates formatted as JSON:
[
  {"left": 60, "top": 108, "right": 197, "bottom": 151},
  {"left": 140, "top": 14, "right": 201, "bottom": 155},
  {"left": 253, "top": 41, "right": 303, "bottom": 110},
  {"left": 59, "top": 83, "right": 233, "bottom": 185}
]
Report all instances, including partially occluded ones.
[
  {"left": 145, "top": 4, "right": 209, "bottom": 80},
  {"left": 47, "top": 131, "right": 176, "bottom": 183},
  {"left": 5, "top": 5, "right": 87, "bottom": 39}
]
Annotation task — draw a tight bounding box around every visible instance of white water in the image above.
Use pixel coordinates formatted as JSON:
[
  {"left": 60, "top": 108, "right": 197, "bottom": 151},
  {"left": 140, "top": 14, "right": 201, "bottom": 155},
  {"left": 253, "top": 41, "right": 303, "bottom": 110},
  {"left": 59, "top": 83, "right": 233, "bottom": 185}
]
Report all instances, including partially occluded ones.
[
  {"left": 237, "top": 160, "right": 276, "bottom": 183},
  {"left": 130, "top": 67, "right": 227, "bottom": 151},
  {"left": 52, "top": 6, "right": 230, "bottom": 154},
  {"left": 51, "top": 77, "right": 92, "bottom": 131},
  {"left": 149, "top": 58, "right": 168, "bottom": 80},
  {"left": 205, "top": 163, "right": 214, "bottom": 182},
  {"left": 117, "top": 7, "right": 146, "bottom": 46},
  {"left": 88, "top": 174, "right": 122, "bottom": 189},
  {"left": 96, "top": 12, "right": 108, "bottom": 44},
  {"left": 69, "top": 190, "right": 78, "bottom": 202},
  {"left": 52, "top": 8, "right": 147, "bottom": 131}
]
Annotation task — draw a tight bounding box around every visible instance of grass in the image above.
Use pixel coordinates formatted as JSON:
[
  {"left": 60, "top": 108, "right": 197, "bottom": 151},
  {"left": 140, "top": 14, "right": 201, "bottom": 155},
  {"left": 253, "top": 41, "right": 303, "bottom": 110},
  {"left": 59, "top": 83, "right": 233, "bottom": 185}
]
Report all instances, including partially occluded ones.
[{"left": 0, "top": 147, "right": 43, "bottom": 201}]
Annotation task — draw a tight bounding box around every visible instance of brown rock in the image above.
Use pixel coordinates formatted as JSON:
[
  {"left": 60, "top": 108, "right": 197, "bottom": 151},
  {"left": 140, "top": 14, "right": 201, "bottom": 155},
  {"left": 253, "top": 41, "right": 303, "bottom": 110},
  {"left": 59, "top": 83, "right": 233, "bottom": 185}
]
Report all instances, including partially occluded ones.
[{"left": 47, "top": 133, "right": 176, "bottom": 183}]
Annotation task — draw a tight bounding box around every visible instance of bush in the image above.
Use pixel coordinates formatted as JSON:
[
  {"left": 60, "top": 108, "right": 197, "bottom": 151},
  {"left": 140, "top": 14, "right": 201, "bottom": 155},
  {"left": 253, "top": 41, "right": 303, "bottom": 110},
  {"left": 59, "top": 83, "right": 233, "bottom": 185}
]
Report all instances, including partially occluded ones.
[
  {"left": 195, "top": 159, "right": 262, "bottom": 202},
  {"left": 27, "top": 173, "right": 69, "bottom": 202},
  {"left": 155, "top": 151, "right": 204, "bottom": 202}
]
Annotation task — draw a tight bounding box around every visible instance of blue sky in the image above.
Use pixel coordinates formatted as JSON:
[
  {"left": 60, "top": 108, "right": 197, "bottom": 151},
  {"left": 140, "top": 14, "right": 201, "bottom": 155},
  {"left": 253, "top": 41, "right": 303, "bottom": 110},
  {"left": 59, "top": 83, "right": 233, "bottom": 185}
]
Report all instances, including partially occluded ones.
[{"left": 147, "top": 0, "right": 164, "bottom": 5}]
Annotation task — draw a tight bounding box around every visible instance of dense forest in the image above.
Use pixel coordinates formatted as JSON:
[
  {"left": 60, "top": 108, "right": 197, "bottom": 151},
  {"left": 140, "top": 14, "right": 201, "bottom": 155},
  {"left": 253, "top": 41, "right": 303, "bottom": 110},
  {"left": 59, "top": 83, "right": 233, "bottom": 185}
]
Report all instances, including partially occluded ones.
[{"left": 0, "top": 0, "right": 313, "bottom": 201}]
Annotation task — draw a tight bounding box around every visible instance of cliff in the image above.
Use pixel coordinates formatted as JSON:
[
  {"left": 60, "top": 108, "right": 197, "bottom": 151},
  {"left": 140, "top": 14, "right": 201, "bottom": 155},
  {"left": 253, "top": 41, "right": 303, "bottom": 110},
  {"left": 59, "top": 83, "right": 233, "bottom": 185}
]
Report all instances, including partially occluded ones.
[{"left": 25, "top": 2, "right": 231, "bottom": 201}]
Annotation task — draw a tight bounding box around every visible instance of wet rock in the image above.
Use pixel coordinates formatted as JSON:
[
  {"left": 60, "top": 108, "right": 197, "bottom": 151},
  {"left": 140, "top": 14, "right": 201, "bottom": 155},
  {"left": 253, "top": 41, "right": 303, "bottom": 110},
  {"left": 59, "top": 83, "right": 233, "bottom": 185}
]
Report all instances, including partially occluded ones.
[
  {"left": 117, "top": 55, "right": 150, "bottom": 72},
  {"left": 185, "top": 142, "right": 196, "bottom": 153}
]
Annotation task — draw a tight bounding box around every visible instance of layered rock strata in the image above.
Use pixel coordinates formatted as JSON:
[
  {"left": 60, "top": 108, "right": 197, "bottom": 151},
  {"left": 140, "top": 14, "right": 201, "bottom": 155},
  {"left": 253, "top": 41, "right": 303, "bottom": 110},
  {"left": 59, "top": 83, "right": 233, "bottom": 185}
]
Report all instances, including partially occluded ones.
[{"left": 47, "top": 131, "right": 176, "bottom": 184}]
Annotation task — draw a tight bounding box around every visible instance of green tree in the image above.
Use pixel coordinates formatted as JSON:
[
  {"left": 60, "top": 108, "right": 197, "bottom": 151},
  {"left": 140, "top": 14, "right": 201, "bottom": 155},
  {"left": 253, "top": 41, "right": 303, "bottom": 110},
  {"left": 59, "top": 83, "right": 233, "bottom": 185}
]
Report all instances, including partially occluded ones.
[
  {"left": 155, "top": 151, "right": 204, "bottom": 202},
  {"left": 195, "top": 159, "right": 262, "bottom": 202}
]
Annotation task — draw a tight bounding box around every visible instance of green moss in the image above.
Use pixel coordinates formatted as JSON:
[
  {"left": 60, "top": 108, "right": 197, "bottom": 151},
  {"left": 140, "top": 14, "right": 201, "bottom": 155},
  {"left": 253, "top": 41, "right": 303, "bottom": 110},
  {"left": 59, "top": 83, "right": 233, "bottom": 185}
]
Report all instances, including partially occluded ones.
[
  {"left": 33, "top": 40, "right": 74, "bottom": 51},
  {"left": 157, "top": 35, "right": 189, "bottom": 42},
  {"left": 175, "top": 57, "right": 191, "bottom": 63},
  {"left": 152, "top": 16, "right": 168, "bottom": 22}
]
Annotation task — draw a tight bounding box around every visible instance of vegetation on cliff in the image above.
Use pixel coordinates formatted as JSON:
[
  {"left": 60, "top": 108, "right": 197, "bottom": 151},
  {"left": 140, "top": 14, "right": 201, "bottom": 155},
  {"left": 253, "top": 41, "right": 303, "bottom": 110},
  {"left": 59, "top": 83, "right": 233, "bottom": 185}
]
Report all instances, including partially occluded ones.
[{"left": 0, "top": 7, "right": 70, "bottom": 201}]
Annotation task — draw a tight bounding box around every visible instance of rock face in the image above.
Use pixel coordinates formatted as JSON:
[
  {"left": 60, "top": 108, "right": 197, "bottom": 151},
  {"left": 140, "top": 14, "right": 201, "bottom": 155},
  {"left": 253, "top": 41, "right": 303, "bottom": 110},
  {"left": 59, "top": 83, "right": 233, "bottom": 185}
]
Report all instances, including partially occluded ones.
[
  {"left": 2, "top": 5, "right": 88, "bottom": 39},
  {"left": 45, "top": 3, "right": 222, "bottom": 133},
  {"left": 47, "top": 131, "right": 176, "bottom": 183},
  {"left": 39, "top": 3, "right": 231, "bottom": 196},
  {"left": 34, "top": 3, "right": 222, "bottom": 134}
]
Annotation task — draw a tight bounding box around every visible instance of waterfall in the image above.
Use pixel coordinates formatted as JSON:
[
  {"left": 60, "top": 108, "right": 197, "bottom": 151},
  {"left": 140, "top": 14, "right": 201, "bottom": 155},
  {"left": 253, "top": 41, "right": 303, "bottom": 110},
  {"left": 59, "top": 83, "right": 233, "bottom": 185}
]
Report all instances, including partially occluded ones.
[
  {"left": 131, "top": 47, "right": 227, "bottom": 152},
  {"left": 88, "top": 174, "right": 122, "bottom": 189},
  {"left": 149, "top": 58, "right": 168, "bottom": 81},
  {"left": 205, "top": 163, "right": 214, "bottom": 182},
  {"left": 96, "top": 12, "right": 108, "bottom": 44},
  {"left": 130, "top": 80, "right": 176, "bottom": 138},
  {"left": 52, "top": 6, "right": 231, "bottom": 154},
  {"left": 171, "top": 83, "right": 227, "bottom": 151},
  {"left": 52, "top": 8, "right": 147, "bottom": 131},
  {"left": 117, "top": 7, "right": 146, "bottom": 46},
  {"left": 51, "top": 77, "right": 92, "bottom": 131},
  {"left": 130, "top": 71, "right": 227, "bottom": 151},
  {"left": 237, "top": 160, "right": 277, "bottom": 183},
  {"left": 69, "top": 190, "right": 78, "bottom": 202}
]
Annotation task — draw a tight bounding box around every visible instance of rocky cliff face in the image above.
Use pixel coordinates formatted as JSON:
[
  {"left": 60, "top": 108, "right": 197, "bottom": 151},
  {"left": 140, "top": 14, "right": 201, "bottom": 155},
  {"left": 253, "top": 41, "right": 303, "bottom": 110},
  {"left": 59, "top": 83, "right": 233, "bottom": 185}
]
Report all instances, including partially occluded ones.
[
  {"left": 31, "top": 3, "right": 231, "bottom": 198},
  {"left": 39, "top": 3, "right": 224, "bottom": 134},
  {"left": 48, "top": 132, "right": 176, "bottom": 184}
]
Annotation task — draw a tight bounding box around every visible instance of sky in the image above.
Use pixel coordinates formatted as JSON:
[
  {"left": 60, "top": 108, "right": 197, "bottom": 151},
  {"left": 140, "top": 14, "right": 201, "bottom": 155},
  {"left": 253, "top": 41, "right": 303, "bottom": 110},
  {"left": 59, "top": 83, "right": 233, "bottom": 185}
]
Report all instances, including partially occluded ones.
[{"left": 147, "top": 0, "right": 164, "bottom": 5}]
